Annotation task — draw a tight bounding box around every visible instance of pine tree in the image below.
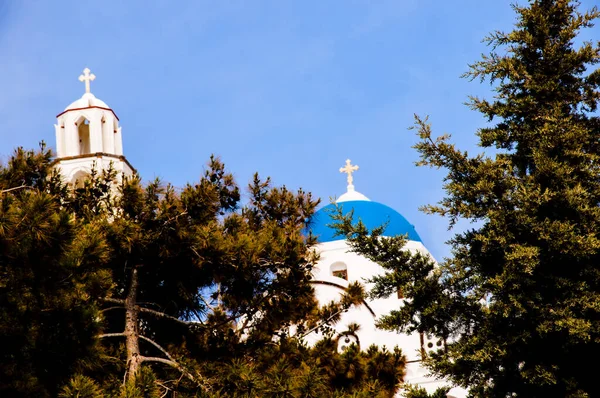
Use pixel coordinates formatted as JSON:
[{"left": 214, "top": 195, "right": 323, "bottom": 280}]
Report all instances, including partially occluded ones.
[
  {"left": 59, "top": 375, "right": 104, "bottom": 398},
  {"left": 333, "top": 1, "right": 600, "bottom": 396},
  {"left": 0, "top": 145, "right": 112, "bottom": 397},
  {"left": 77, "top": 157, "right": 324, "bottom": 392},
  {"left": 62, "top": 155, "right": 397, "bottom": 395},
  {"left": 402, "top": 385, "right": 450, "bottom": 398},
  {"left": 0, "top": 146, "right": 406, "bottom": 396},
  {"left": 212, "top": 338, "right": 404, "bottom": 397}
]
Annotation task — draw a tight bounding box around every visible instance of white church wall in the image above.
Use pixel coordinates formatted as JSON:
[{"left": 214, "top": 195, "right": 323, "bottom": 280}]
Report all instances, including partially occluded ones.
[
  {"left": 310, "top": 237, "right": 462, "bottom": 396},
  {"left": 58, "top": 108, "right": 107, "bottom": 157},
  {"left": 115, "top": 127, "right": 123, "bottom": 155},
  {"left": 57, "top": 155, "right": 134, "bottom": 184},
  {"left": 101, "top": 113, "right": 116, "bottom": 154},
  {"left": 312, "top": 240, "right": 425, "bottom": 361}
]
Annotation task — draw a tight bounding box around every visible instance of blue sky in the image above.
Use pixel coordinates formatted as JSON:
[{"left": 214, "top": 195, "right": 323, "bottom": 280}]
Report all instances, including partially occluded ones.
[{"left": 0, "top": 1, "right": 597, "bottom": 260}]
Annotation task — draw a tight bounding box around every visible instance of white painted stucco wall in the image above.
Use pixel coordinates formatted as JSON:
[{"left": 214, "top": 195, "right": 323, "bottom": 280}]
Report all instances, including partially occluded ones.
[
  {"left": 54, "top": 90, "right": 133, "bottom": 184},
  {"left": 309, "top": 239, "right": 465, "bottom": 396}
]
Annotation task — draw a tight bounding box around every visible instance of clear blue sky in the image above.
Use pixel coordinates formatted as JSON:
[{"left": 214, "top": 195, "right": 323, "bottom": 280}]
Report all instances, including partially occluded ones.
[{"left": 0, "top": 1, "right": 597, "bottom": 260}]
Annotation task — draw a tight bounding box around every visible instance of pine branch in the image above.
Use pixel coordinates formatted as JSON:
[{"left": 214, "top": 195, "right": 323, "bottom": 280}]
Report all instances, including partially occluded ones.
[
  {"left": 296, "top": 307, "right": 347, "bottom": 339},
  {"left": 101, "top": 306, "right": 124, "bottom": 313},
  {"left": 101, "top": 297, "right": 202, "bottom": 327},
  {"left": 98, "top": 332, "right": 127, "bottom": 339},
  {"left": 140, "top": 356, "right": 208, "bottom": 391},
  {"left": 137, "top": 306, "right": 204, "bottom": 327},
  {"left": 157, "top": 382, "right": 171, "bottom": 398},
  {"left": 0, "top": 185, "right": 33, "bottom": 194},
  {"left": 162, "top": 211, "right": 188, "bottom": 227},
  {"left": 158, "top": 375, "right": 184, "bottom": 398},
  {"left": 199, "top": 295, "right": 215, "bottom": 312},
  {"left": 101, "top": 297, "right": 125, "bottom": 305},
  {"left": 99, "top": 333, "right": 206, "bottom": 389},
  {"left": 138, "top": 335, "right": 176, "bottom": 362}
]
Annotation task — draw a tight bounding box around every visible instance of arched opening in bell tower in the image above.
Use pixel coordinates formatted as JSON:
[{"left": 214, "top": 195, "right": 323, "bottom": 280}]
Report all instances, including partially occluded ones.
[
  {"left": 71, "top": 170, "right": 91, "bottom": 189},
  {"left": 76, "top": 117, "right": 91, "bottom": 155}
]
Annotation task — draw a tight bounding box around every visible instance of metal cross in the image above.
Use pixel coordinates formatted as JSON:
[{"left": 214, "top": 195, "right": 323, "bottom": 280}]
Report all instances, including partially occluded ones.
[
  {"left": 79, "top": 68, "right": 96, "bottom": 94},
  {"left": 339, "top": 159, "right": 359, "bottom": 187}
]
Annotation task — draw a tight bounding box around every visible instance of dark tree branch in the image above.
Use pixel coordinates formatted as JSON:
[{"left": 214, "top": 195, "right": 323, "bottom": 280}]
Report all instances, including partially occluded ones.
[
  {"left": 103, "top": 297, "right": 205, "bottom": 327},
  {"left": 101, "top": 297, "right": 125, "bottom": 305},
  {"left": 99, "top": 332, "right": 127, "bottom": 339},
  {"left": 296, "top": 307, "right": 347, "bottom": 339},
  {"left": 101, "top": 306, "right": 124, "bottom": 313},
  {"left": 0, "top": 185, "right": 33, "bottom": 194},
  {"left": 137, "top": 306, "right": 204, "bottom": 327},
  {"left": 157, "top": 382, "right": 171, "bottom": 398},
  {"left": 199, "top": 296, "right": 215, "bottom": 312},
  {"left": 140, "top": 356, "right": 208, "bottom": 391},
  {"left": 139, "top": 335, "right": 175, "bottom": 362}
]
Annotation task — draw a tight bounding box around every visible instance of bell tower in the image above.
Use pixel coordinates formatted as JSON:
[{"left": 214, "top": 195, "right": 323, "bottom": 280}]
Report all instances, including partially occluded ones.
[{"left": 54, "top": 68, "right": 134, "bottom": 185}]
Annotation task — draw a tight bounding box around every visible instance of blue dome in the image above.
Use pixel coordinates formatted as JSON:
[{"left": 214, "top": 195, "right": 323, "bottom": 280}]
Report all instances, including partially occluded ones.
[{"left": 309, "top": 200, "right": 422, "bottom": 243}]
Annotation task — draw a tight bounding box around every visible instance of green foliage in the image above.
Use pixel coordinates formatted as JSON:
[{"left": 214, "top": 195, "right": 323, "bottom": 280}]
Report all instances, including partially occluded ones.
[
  {"left": 92, "top": 158, "right": 323, "bottom": 374},
  {"left": 120, "top": 367, "right": 161, "bottom": 398},
  {"left": 59, "top": 375, "right": 103, "bottom": 398},
  {"left": 0, "top": 144, "right": 112, "bottom": 397},
  {"left": 0, "top": 146, "right": 407, "bottom": 396},
  {"left": 333, "top": 1, "right": 600, "bottom": 396},
  {"left": 210, "top": 339, "right": 404, "bottom": 397},
  {"left": 402, "top": 385, "right": 450, "bottom": 398}
]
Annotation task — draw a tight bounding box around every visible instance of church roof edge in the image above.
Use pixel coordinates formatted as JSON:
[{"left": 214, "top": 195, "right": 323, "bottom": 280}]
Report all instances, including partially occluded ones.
[{"left": 56, "top": 105, "right": 119, "bottom": 121}]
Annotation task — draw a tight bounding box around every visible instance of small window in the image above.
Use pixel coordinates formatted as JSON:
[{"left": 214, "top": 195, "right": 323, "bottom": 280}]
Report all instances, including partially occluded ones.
[
  {"left": 337, "top": 333, "right": 359, "bottom": 353},
  {"left": 330, "top": 262, "right": 348, "bottom": 281},
  {"left": 332, "top": 269, "right": 348, "bottom": 280},
  {"left": 421, "top": 332, "right": 446, "bottom": 355}
]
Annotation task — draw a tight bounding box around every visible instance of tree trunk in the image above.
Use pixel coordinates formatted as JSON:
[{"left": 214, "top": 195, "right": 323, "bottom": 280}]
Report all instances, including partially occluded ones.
[{"left": 125, "top": 267, "right": 142, "bottom": 380}]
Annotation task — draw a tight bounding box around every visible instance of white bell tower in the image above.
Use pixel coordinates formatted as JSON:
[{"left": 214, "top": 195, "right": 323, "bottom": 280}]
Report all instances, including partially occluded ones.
[{"left": 54, "top": 68, "right": 134, "bottom": 185}]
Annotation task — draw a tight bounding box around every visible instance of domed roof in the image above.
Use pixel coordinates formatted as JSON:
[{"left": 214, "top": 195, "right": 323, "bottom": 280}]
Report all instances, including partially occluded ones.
[
  {"left": 337, "top": 187, "right": 370, "bottom": 202},
  {"left": 64, "top": 93, "right": 110, "bottom": 111},
  {"left": 309, "top": 200, "right": 422, "bottom": 243},
  {"left": 312, "top": 158, "right": 422, "bottom": 243}
]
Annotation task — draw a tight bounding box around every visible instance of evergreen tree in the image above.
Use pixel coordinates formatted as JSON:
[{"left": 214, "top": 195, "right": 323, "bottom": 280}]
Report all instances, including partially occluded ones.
[
  {"left": 0, "top": 145, "right": 406, "bottom": 396},
  {"left": 86, "top": 158, "right": 399, "bottom": 396},
  {"left": 402, "top": 385, "right": 450, "bottom": 398},
  {"left": 212, "top": 338, "right": 404, "bottom": 397},
  {"left": 333, "top": 1, "right": 600, "bottom": 396},
  {"left": 0, "top": 145, "right": 112, "bottom": 397},
  {"left": 80, "top": 157, "right": 324, "bottom": 392},
  {"left": 59, "top": 375, "right": 104, "bottom": 398}
]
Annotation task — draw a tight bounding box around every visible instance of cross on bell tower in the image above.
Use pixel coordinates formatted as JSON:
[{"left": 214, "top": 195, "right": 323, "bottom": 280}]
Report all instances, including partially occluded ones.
[{"left": 79, "top": 67, "right": 96, "bottom": 94}]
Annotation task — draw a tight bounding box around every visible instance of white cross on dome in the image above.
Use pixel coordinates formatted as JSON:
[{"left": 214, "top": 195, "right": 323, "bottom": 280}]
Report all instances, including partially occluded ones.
[{"left": 78, "top": 68, "right": 96, "bottom": 94}]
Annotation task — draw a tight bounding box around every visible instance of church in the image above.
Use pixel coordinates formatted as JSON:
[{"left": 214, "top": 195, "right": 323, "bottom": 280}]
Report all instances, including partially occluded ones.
[
  {"left": 53, "top": 68, "right": 466, "bottom": 398},
  {"left": 53, "top": 68, "right": 134, "bottom": 185},
  {"left": 307, "top": 165, "right": 466, "bottom": 398}
]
